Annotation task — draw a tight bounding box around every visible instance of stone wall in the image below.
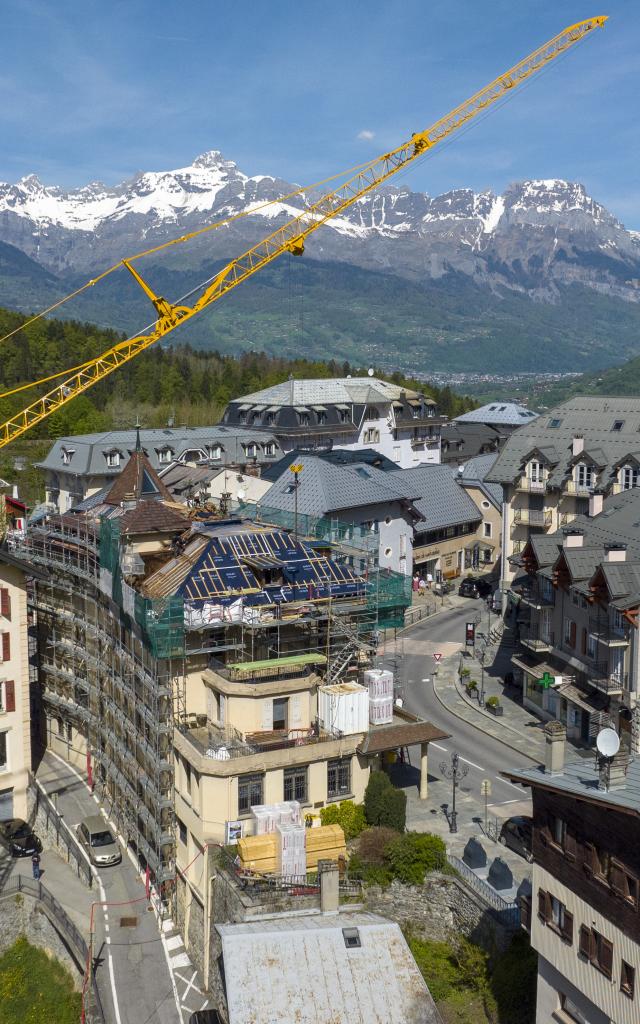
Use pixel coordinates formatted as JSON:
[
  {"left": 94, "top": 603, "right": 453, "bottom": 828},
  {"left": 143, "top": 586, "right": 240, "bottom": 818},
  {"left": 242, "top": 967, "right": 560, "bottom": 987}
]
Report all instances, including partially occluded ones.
[
  {"left": 27, "top": 783, "right": 92, "bottom": 888},
  {"left": 0, "top": 891, "right": 83, "bottom": 988},
  {"left": 364, "top": 872, "right": 514, "bottom": 954}
]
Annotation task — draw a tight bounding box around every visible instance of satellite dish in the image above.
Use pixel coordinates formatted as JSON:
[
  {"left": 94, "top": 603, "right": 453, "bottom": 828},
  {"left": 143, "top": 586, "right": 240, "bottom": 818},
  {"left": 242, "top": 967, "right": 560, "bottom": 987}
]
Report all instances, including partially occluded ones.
[
  {"left": 596, "top": 728, "right": 620, "bottom": 759},
  {"left": 367, "top": 367, "right": 374, "bottom": 377}
]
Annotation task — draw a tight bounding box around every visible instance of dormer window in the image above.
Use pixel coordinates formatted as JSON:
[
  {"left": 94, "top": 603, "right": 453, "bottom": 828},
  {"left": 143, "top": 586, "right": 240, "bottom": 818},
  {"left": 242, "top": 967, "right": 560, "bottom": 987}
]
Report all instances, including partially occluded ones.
[
  {"left": 621, "top": 465, "right": 639, "bottom": 491},
  {"left": 243, "top": 443, "right": 258, "bottom": 458},
  {"left": 612, "top": 420, "right": 625, "bottom": 432},
  {"left": 207, "top": 445, "right": 222, "bottom": 460},
  {"left": 365, "top": 406, "right": 379, "bottom": 420},
  {"left": 158, "top": 447, "right": 174, "bottom": 464},
  {"left": 298, "top": 413, "right": 310, "bottom": 427},
  {"left": 339, "top": 409, "right": 350, "bottom": 423},
  {"left": 528, "top": 461, "right": 544, "bottom": 483},
  {"left": 575, "top": 463, "right": 594, "bottom": 489},
  {"left": 238, "top": 410, "right": 247, "bottom": 424},
  {"left": 266, "top": 412, "right": 277, "bottom": 426},
  {"left": 263, "top": 443, "right": 275, "bottom": 457},
  {"left": 61, "top": 447, "right": 75, "bottom": 465},
  {"left": 317, "top": 411, "right": 327, "bottom": 425},
  {"left": 105, "top": 450, "right": 120, "bottom": 469}
]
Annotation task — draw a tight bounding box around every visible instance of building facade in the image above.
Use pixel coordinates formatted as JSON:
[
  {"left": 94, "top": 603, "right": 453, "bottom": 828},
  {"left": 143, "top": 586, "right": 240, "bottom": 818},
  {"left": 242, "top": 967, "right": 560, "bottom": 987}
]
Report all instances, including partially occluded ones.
[
  {"left": 220, "top": 377, "right": 444, "bottom": 468},
  {"left": 507, "top": 724, "right": 640, "bottom": 1024}
]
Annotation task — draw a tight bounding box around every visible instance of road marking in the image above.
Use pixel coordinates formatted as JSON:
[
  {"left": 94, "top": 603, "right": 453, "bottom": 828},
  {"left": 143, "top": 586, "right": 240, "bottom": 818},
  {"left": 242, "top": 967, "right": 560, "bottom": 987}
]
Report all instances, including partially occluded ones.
[
  {"left": 170, "top": 952, "right": 192, "bottom": 969},
  {"left": 494, "top": 776, "right": 525, "bottom": 791},
  {"left": 165, "top": 935, "right": 183, "bottom": 951},
  {"left": 430, "top": 742, "right": 448, "bottom": 752},
  {"left": 160, "top": 930, "right": 184, "bottom": 1020},
  {"left": 178, "top": 970, "right": 200, "bottom": 999},
  {"left": 108, "top": 954, "right": 123, "bottom": 1024},
  {"left": 491, "top": 798, "right": 522, "bottom": 805},
  {"left": 460, "top": 757, "right": 485, "bottom": 771}
]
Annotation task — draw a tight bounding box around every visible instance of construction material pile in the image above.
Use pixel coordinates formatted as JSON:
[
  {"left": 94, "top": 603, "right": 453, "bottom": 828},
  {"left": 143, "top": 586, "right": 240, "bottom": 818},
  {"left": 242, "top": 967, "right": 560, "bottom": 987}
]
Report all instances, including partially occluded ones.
[
  {"left": 237, "top": 823, "right": 346, "bottom": 876},
  {"left": 365, "top": 668, "right": 394, "bottom": 725}
]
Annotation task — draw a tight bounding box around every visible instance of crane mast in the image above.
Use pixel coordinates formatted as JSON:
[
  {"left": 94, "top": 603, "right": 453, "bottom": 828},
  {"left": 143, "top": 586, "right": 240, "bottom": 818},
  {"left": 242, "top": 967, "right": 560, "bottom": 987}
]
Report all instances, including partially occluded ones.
[{"left": 0, "top": 16, "right": 606, "bottom": 448}]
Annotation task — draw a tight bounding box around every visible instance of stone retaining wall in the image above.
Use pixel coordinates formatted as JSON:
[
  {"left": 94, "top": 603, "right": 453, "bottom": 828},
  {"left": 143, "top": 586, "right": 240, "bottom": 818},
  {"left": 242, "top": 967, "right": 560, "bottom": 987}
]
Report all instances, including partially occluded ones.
[{"left": 0, "top": 891, "right": 83, "bottom": 988}]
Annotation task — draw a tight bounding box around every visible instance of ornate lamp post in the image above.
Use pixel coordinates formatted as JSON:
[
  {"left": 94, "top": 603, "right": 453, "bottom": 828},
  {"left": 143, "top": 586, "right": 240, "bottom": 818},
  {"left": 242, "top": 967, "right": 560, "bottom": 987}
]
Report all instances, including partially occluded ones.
[{"left": 439, "top": 751, "right": 469, "bottom": 834}]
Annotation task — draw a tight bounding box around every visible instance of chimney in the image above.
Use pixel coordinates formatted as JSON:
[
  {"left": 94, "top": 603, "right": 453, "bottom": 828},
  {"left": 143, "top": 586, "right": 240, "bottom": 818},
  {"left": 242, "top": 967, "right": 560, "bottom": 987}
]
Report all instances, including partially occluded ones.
[
  {"left": 572, "top": 435, "right": 585, "bottom": 457},
  {"left": 563, "top": 529, "right": 584, "bottom": 549},
  {"left": 598, "top": 749, "right": 630, "bottom": 792},
  {"left": 318, "top": 859, "right": 339, "bottom": 914},
  {"left": 604, "top": 543, "right": 627, "bottom": 563},
  {"left": 589, "top": 492, "right": 604, "bottom": 517},
  {"left": 544, "top": 720, "right": 566, "bottom": 775}
]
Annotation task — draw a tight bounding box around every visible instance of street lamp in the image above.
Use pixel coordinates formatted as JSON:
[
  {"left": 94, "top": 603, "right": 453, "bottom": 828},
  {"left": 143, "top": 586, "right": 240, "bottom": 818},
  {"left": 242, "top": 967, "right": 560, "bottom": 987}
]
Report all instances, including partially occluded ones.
[
  {"left": 439, "top": 751, "right": 469, "bottom": 834},
  {"left": 289, "top": 463, "right": 303, "bottom": 538}
]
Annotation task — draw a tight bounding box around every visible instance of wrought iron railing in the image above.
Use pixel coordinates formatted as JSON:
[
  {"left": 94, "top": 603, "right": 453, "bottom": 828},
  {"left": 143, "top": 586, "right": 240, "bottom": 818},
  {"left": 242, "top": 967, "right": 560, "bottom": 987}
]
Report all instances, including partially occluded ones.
[{"left": 447, "top": 855, "right": 521, "bottom": 930}]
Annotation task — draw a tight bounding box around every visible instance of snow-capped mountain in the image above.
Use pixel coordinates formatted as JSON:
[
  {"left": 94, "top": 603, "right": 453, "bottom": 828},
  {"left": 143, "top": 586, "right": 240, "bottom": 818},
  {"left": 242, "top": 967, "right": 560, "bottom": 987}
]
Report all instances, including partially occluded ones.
[{"left": 0, "top": 150, "right": 639, "bottom": 303}]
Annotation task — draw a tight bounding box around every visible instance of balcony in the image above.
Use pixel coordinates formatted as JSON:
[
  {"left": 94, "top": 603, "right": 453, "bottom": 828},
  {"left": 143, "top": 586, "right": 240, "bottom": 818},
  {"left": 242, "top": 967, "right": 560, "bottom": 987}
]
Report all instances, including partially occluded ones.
[
  {"left": 512, "top": 508, "right": 552, "bottom": 529},
  {"left": 515, "top": 477, "right": 548, "bottom": 494},
  {"left": 520, "top": 629, "right": 554, "bottom": 654},
  {"left": 559, "top": 512, "right": 577, "bottom": 527},
  {"left": 175, "top": 715, "right": 343, "bottom": 761},
  {"left": 564, "top": 479, "right": 595, "bottom": 497},
  {"left": 513, "top": 583, "right": 555, "bottom": 609},
  {"left": 588, "top": 617, "right": 630, "bottom": 647},
  {"left": 588, "top": 673, "right": 626, "bottom": 696}
]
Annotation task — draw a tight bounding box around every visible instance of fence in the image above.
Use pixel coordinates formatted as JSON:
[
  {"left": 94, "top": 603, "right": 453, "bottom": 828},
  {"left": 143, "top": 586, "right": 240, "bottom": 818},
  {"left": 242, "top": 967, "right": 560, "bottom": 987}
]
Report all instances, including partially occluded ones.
[
  {"left": 447, "top": 855, "right": 521, "bottom": 930},
  {"left": 0, "top": 874, "right": 105, "bottom": 1024},
  {"left": 30, "top": 781, "right": 93, "bottom": 888}
]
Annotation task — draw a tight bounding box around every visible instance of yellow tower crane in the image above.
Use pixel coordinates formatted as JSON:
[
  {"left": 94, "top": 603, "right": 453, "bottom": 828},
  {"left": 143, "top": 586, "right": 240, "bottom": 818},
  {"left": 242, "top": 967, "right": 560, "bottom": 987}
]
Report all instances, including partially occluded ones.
[{"left": 0, "top": 16, "right": 607, "bottom": 448}]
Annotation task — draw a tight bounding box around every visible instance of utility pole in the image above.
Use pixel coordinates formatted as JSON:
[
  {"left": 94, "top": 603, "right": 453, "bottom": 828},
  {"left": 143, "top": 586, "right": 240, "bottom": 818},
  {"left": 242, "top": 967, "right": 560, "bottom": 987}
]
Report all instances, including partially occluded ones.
[
  {"left": 440, "top": 751, "right": 469, "bottom": 834},
  {"left": 290, "top": 464, "right": 303, "bottom": 539}
]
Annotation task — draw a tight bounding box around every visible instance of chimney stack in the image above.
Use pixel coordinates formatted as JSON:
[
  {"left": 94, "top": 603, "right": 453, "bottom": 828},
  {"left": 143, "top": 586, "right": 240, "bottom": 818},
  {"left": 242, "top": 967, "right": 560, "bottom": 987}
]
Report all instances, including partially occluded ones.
[
  {"left": 544, "top": 720, "right": 566, "bottom": 775},
  {"left": 572, "top": 435, "right": 585, "bottom": 457},
  {"left": 563, "top": 529, "right": 584, "bottom": 549},
  {"left": 589, "top": 492, "right": 604, "bottom": 517},
  {"left": 604, "top": 543, "right": 627, "bottom": 563},
  {"left": 318, "top": 859, "right": 339, "bottom": 914}
]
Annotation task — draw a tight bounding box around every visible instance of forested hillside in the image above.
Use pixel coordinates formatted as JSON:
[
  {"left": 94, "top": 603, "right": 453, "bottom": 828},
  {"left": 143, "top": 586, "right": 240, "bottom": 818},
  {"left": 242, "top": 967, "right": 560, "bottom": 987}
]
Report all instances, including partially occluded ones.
[{"left": 0, "top": 306, "right": 475, "bottom": 441}]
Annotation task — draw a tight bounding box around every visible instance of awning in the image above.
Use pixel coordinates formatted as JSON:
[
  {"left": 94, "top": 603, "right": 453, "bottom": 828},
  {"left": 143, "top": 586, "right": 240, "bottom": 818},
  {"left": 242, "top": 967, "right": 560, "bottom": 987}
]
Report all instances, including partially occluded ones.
[
  {"left": 294, "top": 406, "right": 310, "bottom": 414},
  {"left": 558, "top": 682, "right": 608, "bottom": 714},
  {"left": 335, "top": 404, "right": 350, "bottom": 412},
  {"left": 311, "top": 405, "right": 327, "bottom": 413},
  {"left": 357, "top": 720, "right": 449, "bottom": 755}
]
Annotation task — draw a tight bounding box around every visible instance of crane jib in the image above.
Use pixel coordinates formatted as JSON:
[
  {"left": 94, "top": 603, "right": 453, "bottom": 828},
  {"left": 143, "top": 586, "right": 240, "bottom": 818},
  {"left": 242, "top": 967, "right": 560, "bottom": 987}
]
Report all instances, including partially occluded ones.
[{"left": 0, "top": 16, "right": 607, "bottom": 448}]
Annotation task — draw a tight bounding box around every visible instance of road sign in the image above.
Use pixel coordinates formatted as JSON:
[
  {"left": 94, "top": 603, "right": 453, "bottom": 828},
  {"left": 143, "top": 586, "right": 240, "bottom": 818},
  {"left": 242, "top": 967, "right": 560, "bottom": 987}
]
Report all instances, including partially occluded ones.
[
  {"left": 480, "top": 779, "right": 492, "bottom": 797},
  {"left": 465, "top": 622, "right": 475, "bottom": 647},
  {"left": 433, "top": 652, "right": 442, "bottom": 663}
]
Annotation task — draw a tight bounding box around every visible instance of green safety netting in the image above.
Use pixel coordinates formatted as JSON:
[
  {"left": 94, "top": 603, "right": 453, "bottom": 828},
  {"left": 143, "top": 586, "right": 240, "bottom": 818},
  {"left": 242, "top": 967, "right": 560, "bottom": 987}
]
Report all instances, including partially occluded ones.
[{"left": 134, "top": 594, "right": 185, "bottom": 660}]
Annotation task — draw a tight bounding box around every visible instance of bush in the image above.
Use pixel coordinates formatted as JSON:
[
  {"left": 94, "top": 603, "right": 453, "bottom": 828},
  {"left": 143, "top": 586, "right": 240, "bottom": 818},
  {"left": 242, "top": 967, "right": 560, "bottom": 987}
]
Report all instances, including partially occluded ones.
[
  {"left": 364, "top": 771, "right": 390, "bottom": 826},
  {"left": 385, "top": 832, "right": 447, "bottom": 886},
  {"left": 364, "top": 771, "right": 406, "bottom": 832},
  {"left": 407, "top": 932, "right": 493, "bottom": 1006},
  {"left": 356, "top": 826, "right": 399, "bottom": 866},
  {"left": 466, "top": 679, "right": 478, "bottom": 692},
  {"left": 320, "top": 800, "right": 366, "bottom": 839},
  {"left": 485, "top": 695, "right": 500, "bottom": 708}
]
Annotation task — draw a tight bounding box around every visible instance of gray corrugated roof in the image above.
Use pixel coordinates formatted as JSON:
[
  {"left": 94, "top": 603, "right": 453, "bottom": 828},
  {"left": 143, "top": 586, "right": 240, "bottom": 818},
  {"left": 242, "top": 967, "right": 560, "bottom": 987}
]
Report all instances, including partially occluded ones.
[
  {"left": 217, "top": 911, "right": 438, "bottom": 1024},
  {"left": 506, "top": 757, "right": 640, "bottom": 816},
  {"left": 37, "top": 426, "right": 281, "bottom": 476},
  {"left": 228, "top": 376, "right": 429, "bottom": 407},
  {"left": 455, "top": 401, "right": 539, "bottom": 426},
  {"left": 488, "top": 397, "right": 640, "bottom": 487},
  {"left": 457, "top": 453, "right": 503, "bottom": 507}
]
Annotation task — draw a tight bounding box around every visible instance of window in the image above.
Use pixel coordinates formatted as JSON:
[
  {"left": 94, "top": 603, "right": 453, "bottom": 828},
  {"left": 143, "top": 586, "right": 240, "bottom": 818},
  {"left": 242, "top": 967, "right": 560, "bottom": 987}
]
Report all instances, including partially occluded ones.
[
  {"left": 342, "top": 928, "right": 361, "bottom": 948},
  {"left": 592, "top": 930, "right": 614, "bottom": 978},
  {"left": 238, "top": 773, "right": 264, "bottom": 815},
  {"left": 528, "top": 461, "right": 544, "bottom": 482},
  {"left": 481, "top": 500, "right": 491, "bottom": 510},
  {"left": 0, "top": 731, "right": 6, "bottom": 770},
  {"left": 66, "top": 722, "right": 72, "bottom": 743},
  {"left": 549, "top": 418, "right": 562, "bottom": 428},
  {"left": 106, "top": 451, "right": 120, "bottom": 468},
  {"left": 0, "top": 590, "right": 10, "bottom": 621},
  {"left": 552, "top": 816, "right": 566, "bottom": 847},
  {"left": 263, "top": 443, "right": 275, "bottom": 457},
  {"left": 586, "top": 634, "right": 597, "bottom": 659},
  {"left": 284, "top": 766, "right": 307, "bottom": 803},
  {"left": 483, "top": 523, "right": 492, "bottom": 539},
  {"left": 559, "top": 995, "right": 587, "bottom": 1024},
  {"left": 184, "top": 760, "right": 191, "bottom": 799},
  {"left": 298, "top": 413, "right": 310, "bottom": 427},
  {"left": 328, "top": 757, "right": 351, "bottom": 799},
  {"left": 57, "top": 718, "right": 64, "bottom": 736},
  {"left": 538, "top": 889, "right": 573, "bottom": 944},
  {"left": 238, "top": 410, "right": 247, "bottom": 424},
  {"left": 364, "top": 428, "right": 380, "bottom": 444},
  {"left": 621, "top": 960, "right": 635, "bottom": 998},
  {"left": 571, "top": 590, "right": 579, "bottom": 606},
  {"left": 177, "top": 817, "right": 187, "bottom": 846},
  {"left": 564, "top": 619, "right": 576, "bottom": 648},
  {"left": 61, "top": 447, "right": 75, "bottom": 464},
  {"left": 575, "top": 463, "right": 594, "bottom": 488},
  {"left": 207, "top": 445, "right": 222, "bottom": 460},
  {"left": 317, "top": 411, "right": 327, "bottom": 425},
  {"left": 339, "top": 409, "right": 350, "bottom": 423},
  {"left": 272, "top": 697, "right": 288, "bottom": 731},
  {"left": 621, "top": 466, "right": 639, "bottom": 490},
  {"left": 158, "top": 447, "right": 173, "bottom": 464},
  {"left": 365, "top": 406, "right": 378, "bottom": 420},
  {"left": 612, "top": 420, "right": 625, "bottom": 432}
]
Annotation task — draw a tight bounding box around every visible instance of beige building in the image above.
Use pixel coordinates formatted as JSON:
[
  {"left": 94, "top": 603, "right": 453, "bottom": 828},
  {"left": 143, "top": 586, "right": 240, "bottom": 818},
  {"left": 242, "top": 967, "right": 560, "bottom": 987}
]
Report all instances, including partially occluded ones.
[{"left": 0, "top": 549, "right": 42, "bottom": 821}]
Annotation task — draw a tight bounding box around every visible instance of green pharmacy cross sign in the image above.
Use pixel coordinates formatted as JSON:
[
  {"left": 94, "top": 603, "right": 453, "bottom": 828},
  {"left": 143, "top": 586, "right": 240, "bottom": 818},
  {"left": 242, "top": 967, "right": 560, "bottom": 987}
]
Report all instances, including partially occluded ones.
[{"left": 537, "top": 671, "right": 555, "bottom": 690}]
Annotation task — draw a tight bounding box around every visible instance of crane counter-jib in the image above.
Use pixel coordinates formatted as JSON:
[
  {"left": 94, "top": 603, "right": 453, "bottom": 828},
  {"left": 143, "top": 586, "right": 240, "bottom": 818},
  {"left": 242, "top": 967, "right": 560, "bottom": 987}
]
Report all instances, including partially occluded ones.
[{"left": 0, "top": 16, "right": 607, "bottom": 449}]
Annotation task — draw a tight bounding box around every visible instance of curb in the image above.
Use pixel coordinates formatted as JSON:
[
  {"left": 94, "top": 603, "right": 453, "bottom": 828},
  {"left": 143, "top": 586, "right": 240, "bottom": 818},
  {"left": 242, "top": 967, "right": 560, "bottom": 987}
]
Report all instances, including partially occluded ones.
[{"left": 431, "top": 669, "right": 541, "bottom": 764}]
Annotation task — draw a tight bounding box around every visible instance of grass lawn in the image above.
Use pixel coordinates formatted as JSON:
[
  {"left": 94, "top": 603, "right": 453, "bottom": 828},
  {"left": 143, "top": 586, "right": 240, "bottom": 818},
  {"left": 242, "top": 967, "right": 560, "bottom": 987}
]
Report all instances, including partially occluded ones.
[{"left": 0, "top": 935, "right": 82, "bottom": 1024}]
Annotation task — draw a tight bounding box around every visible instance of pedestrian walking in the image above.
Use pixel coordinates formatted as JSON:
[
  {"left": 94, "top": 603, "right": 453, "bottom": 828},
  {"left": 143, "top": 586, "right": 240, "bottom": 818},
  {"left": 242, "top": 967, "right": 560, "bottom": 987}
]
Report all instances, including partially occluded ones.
[
  {"left": 412, "top": 574, "right": 420, "bottom": 594},
  {"left": 426, "top": 571, "right": 433, "bottom": 590},
  {"left": 418, "top": 578, "right": 426, "bottom": 597},
  {"left": 31, "top": 852, "right": 41, "bottom": 880}
]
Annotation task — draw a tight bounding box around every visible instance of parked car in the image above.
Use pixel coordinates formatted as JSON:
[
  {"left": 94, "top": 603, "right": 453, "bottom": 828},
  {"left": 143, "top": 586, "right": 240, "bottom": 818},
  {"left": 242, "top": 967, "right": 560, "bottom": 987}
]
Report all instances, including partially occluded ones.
[
  {"left": 458, "top": 576, "right": 493, "bottom": 599},
  {"left": 77, "top": 815, "right": 122, "bottom": 867},
  {"left": 0, "top": 818, "right": 42, "bottom": 857},
  {"left": 499, "top": 816, "right": 533, "bottom": 862}
]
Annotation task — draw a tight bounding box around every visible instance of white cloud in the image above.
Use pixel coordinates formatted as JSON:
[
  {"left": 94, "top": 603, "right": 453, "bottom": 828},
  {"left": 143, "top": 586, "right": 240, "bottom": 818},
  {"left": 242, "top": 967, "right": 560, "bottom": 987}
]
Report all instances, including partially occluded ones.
[{"left": 357, "top": 130, "right": 375, "bottom": 141}]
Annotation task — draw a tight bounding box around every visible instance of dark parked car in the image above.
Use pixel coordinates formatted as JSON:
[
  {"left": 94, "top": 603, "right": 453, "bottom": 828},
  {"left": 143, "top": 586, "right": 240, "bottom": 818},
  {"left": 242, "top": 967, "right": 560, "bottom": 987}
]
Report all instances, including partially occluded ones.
[
  {"left": 499, "top": 816, "right": 533, "bottom": 862},
  {"left": 0, "top": 818, "right": 43, "bottom": 858},
  {"left": 458, "top": 576, "right": 493, "bottom": 599}
]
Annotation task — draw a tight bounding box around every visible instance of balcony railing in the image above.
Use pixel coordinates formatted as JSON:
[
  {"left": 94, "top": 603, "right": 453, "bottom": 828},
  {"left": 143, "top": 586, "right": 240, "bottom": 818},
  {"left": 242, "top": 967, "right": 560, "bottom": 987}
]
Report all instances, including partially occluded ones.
[
  {"left": 559, "top": 512, "right": 577, "bottom": 527},
  {"left": 515, "top": 477, "right": 547, "bottom": 494},
  {"left": 513, "top": 583, "right": 555, "bottom": 608},
  {"left": 564, "top": 479, "right": 595, "bottom": 496},
  {"left": 588, "top": 617, "right": 630, "bottom": 646},
  {"left": 176, "top": 715, "right": 344, "bottom": 760},
  {"left": 511, "top": 540, "right": 525, "bottom": 555},
  {"left": 520, "top": 629, "right": 554, "bottom": 654},
  {"left": 589, "top": 673, "right": 626, "bottom": 695},
  {"left": 512, "top": 508, "right": 552, "bottom": 528}
]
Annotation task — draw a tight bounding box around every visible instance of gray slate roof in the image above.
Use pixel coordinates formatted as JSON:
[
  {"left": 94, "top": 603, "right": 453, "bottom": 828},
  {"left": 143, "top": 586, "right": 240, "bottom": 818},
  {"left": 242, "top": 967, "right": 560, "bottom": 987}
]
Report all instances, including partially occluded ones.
[
  {"left": 38, "top": 426, "right": 282, "bottom": 477},
  {"left": 385, "top": 466, "right": 482, "bottom": 531},
  {"left": 457, "top": 453, "right": 503, "bottom": 507},
  {"left": 455, "top": 401, "right": 539, "bottom": 426},
  {"left": 216, "top": 911, "right": 439, "bottom": 1024},
  {"left": 227, "top": 376, "right": 432, "bottom": 407},
  {"left": 506, "top": 757, "right": 640, "bottom": 816},
  {"left": 488, "top": 397, "right": 640, "bottom": 487}
]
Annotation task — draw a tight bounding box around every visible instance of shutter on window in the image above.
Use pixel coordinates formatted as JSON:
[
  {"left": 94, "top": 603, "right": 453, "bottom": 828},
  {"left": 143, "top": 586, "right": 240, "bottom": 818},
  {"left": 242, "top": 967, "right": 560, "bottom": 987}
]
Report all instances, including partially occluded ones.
[
  {"left": 561, "top": 910, "right": 574, "bottom": 945},
  {"left": 262, "top": 699, "right": 273, "bottom": 731},
  {"left": 537, "top": 888, "right": 549, "bottom": 922},
  {"left": 610, "top": 859, "right": 627, "bottom": 897},
  {"left": 4, "top": 680, "right": 15, "bottom": 713},
  {"left": 569, "top": 621, "right": 577, "bottom": 647},
  {"left": 290, "top": 695, "right": 302, "bottom": 727},
  {"left": 583, "top": 842, "right": 596, "bottom": 877},
  {"left": 0, "top": 588, "right": 10, "bottom": 618},
  {"left": 564, "top": 832, "right": 577, "bottom": 861},
  {"left": 600, "top": 937, "right": 614, "bottom": 978},
  {"left": 1, "top": 633, "right": 9, "bottom": 662},
  {"left": 520, "top": 895, "right": 532, "bottom": 932},
  {"left": 579, "top": 925, "right": 592, "bottom": 959},
  {"left": 581, "top": 628, "right": 587, "bottom": 655}
]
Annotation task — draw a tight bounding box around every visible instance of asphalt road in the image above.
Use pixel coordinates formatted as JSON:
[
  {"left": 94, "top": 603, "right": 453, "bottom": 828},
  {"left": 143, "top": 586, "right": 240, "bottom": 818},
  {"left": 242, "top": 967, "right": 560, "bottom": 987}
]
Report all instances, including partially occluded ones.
[{"left": 382, "top": 600, "right": 533, "bottom": 811}]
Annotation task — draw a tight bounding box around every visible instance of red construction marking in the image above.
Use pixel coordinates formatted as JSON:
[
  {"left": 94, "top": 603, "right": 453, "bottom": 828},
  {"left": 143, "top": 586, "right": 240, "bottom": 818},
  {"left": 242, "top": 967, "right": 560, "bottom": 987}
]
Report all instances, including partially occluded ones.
[{"left": 433, "top": 653, "right": 443, "bottom": 662}]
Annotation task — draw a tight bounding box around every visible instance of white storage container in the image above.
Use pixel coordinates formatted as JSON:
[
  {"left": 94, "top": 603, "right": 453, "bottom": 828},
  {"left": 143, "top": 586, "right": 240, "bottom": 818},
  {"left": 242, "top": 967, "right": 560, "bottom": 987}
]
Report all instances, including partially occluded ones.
[
  {"left": 318, "top": 682, "right": 369, "bottom": 735},
  {"left": 369, "top": 694, "right": 393, "bottom": 726},
  {"left": 364, "top": 669, "right": 394, "bottom": 699}
]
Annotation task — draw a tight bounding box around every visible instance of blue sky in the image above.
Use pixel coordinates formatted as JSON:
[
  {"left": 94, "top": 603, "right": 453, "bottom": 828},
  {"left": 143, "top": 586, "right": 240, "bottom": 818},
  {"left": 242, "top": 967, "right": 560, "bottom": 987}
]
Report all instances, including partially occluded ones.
[{"left": 3, "top": 0, "right": 639, "bottom": 226}]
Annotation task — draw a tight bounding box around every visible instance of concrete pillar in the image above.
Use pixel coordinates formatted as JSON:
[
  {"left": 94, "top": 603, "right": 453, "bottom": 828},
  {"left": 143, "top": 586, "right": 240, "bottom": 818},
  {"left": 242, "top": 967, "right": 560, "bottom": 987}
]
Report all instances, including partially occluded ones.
[{"left": 420, "top": 743, "right": 428, "bottom": 800}]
